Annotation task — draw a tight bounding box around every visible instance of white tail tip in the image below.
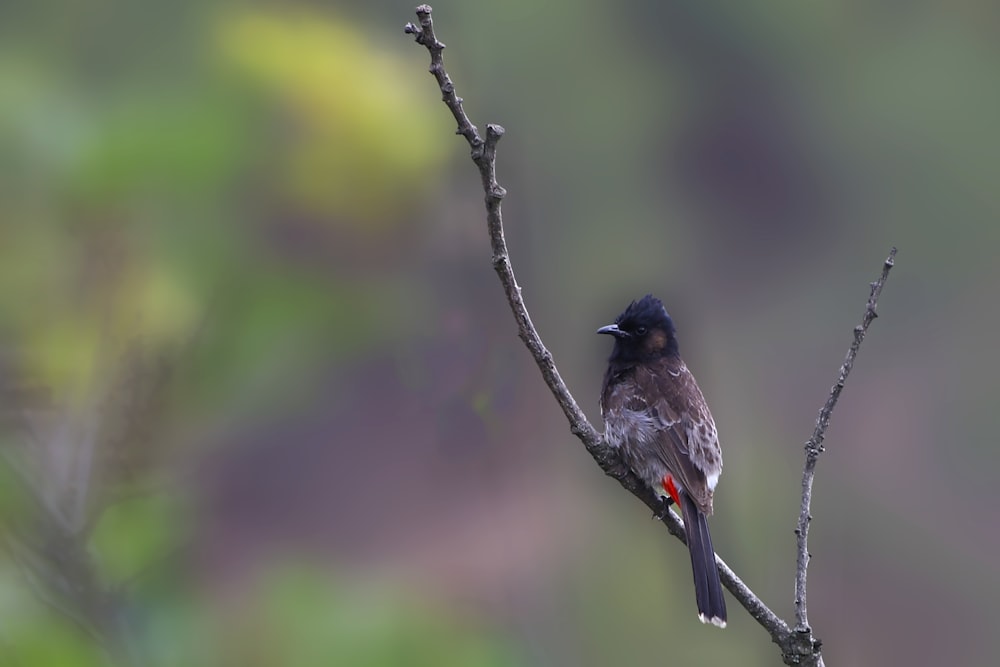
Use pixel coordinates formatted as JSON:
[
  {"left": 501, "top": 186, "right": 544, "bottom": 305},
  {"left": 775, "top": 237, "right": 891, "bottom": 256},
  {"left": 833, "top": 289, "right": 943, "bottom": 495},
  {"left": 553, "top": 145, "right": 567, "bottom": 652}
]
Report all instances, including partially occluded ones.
[{"left": 698, "top": 613, "right": 727, "bottom": 628}]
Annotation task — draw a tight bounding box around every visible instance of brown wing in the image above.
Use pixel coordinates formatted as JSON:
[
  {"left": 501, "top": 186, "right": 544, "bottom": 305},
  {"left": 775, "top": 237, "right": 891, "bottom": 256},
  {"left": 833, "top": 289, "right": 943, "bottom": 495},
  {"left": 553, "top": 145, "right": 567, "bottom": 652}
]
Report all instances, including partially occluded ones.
[{"left": 634, "top": 358, "right": 722, "bottom": 514}]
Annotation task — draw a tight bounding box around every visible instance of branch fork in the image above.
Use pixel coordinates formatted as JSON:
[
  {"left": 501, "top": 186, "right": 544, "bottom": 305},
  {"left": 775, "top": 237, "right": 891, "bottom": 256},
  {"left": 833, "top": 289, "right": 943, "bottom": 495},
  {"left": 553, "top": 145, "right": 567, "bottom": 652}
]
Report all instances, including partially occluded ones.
[{"left": 405, "top": 7, "right": 895, "bottom": 665}]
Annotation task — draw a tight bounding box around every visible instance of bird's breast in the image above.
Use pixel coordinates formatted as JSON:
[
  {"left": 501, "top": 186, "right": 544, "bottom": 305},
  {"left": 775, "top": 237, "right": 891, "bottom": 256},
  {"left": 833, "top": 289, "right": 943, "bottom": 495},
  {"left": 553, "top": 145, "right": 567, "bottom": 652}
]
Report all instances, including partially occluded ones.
[{"left": 602, "top": 404, "right": 659, "bottom": 450}]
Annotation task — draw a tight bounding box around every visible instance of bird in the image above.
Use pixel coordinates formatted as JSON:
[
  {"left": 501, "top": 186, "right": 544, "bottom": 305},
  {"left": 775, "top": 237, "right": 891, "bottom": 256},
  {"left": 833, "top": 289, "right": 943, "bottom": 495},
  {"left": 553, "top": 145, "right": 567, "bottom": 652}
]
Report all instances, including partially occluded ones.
[{"left": 598, "top": 294, "right": 727, "bottom": 627}]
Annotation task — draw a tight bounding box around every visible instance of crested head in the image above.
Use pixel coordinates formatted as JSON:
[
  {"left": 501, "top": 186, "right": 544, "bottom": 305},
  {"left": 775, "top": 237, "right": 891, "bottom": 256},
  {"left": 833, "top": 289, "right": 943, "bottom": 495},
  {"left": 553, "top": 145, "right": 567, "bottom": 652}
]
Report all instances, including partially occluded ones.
[
  {"left": 598, "top": 294, "right": 679, "bottom": 363},
  {"left": 616, "top": 295, "right": 675, "bottom": 332}
]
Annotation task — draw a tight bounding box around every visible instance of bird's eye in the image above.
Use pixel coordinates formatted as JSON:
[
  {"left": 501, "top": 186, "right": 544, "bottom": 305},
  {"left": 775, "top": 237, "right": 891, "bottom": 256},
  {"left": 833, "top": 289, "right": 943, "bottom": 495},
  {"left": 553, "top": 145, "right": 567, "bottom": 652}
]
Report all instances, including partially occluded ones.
[{"left": 635, "top": 326, "right": 647, "bottom": 336}]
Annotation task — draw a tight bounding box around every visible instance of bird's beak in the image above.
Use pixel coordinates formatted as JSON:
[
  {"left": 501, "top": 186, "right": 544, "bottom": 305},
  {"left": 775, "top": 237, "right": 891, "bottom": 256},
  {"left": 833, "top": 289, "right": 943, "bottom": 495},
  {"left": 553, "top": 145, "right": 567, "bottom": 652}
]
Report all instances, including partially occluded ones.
[{"left": 596, "top": 324, "right": 628, "bottom": 338}]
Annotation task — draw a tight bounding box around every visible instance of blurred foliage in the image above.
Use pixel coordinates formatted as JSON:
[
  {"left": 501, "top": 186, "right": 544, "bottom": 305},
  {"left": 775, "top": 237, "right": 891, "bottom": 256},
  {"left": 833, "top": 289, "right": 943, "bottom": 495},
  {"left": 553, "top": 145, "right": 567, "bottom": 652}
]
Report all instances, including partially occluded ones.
[
  {"left": 0, "top": 2, "right": 448, "bottom": 403},
  {"left": 0, "top": 551, "right": 515, "bottom": 667},
  {"left": 217, "top": 9, "right": 447, "bottom": 224},
  {"left": 208, "top": 568, "right": 515, "bottom": 667},
  {"left": 0, "top": 2, "right": 455, "bottom": 664},
  {"left": 90, "top": 494, "right": 181, "bottom": 584}
]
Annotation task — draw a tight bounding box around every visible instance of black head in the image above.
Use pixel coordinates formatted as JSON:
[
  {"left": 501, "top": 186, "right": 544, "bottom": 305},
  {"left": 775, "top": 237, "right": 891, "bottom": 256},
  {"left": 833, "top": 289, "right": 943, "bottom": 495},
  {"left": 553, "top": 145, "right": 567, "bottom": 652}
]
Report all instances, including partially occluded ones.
[{"left": 597, "top": 294, "right": 679, "bottom": 364}]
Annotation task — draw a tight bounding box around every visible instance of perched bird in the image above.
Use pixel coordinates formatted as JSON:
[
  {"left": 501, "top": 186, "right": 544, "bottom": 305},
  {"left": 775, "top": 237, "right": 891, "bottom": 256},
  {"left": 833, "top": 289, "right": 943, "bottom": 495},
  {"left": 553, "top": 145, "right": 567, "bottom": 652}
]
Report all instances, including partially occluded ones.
[{"left": 598, "top": 295, "right": 727, "bottom": 627}]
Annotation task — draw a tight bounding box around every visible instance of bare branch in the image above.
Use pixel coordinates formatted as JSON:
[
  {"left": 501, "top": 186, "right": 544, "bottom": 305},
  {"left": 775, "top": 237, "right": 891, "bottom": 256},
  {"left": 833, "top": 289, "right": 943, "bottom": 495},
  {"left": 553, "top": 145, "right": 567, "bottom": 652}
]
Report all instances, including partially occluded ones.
[
  {"left": 792, "top": 249, "right": 897, "bottom": 649},
  {"left": 405, "top": 7, "right": 895, "bottom": 666},
  {"left": 405, "top": 6, "right": 600, "bottom": 452},
  {"left": 405, "top": 0, "right": 788, "bottom": 642}
]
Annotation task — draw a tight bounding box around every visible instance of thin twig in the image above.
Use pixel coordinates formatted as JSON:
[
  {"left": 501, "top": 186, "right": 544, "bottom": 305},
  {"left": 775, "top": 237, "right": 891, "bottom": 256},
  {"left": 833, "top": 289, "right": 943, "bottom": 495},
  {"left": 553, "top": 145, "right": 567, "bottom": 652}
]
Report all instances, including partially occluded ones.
[
  {"left": 794, "top": 249, "right": 897, "bottom": 631},
  {"left": 405, "top": 7, "right": 894, "bottom": 665}
]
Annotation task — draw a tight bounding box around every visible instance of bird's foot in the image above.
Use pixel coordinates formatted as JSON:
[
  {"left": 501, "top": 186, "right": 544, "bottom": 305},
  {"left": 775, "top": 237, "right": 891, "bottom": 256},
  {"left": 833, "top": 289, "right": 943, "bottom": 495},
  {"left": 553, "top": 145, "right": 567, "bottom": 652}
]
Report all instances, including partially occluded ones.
[{"left": 652, "top": 496, "right": 674, "bottom": 521}]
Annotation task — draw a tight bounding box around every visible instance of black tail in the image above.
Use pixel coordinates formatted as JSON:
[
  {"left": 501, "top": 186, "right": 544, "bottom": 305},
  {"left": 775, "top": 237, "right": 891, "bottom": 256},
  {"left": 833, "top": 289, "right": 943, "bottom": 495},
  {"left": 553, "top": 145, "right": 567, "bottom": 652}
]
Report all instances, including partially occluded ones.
[{"left": 680, "top": 493, "right": 727, "bottom": 627}]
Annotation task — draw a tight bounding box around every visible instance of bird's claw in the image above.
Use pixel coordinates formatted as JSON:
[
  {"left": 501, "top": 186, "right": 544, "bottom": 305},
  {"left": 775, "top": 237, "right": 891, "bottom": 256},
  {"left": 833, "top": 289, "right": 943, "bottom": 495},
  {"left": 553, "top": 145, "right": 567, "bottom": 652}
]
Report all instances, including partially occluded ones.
[{"left": 652, "top": 496, "right": 674, "bottom": 521}]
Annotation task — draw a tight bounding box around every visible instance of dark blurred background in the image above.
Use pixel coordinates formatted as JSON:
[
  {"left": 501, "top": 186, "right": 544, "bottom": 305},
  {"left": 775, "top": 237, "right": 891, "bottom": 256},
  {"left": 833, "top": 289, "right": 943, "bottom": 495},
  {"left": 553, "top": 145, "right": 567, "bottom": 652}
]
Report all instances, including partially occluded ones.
[{"left": 1, "top": 1, "right": 998, "bottom": 665}]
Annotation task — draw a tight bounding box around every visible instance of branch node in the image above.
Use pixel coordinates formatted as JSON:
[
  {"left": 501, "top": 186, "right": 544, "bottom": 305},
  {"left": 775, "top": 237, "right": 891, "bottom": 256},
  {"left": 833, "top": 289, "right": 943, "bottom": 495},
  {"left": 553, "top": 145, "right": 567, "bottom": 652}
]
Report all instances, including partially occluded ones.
[{"left": 486, "top": 123, "right": 506, "bottom": 140}]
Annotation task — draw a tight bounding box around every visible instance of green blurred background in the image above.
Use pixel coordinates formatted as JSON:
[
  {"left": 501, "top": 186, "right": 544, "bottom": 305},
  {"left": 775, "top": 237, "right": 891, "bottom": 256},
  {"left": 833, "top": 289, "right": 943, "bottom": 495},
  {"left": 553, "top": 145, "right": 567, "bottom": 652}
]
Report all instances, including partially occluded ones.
[{"left": 1, "top": 1, "right": 998, "bottom": 665}]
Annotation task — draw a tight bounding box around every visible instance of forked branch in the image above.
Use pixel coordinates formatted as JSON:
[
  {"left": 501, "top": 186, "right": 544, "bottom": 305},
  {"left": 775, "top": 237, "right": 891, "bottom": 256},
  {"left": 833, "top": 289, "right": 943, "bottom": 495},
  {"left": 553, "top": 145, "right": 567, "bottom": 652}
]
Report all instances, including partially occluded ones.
[{"left": 405, "top": 7, "right": 894, "bottom": 665}]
